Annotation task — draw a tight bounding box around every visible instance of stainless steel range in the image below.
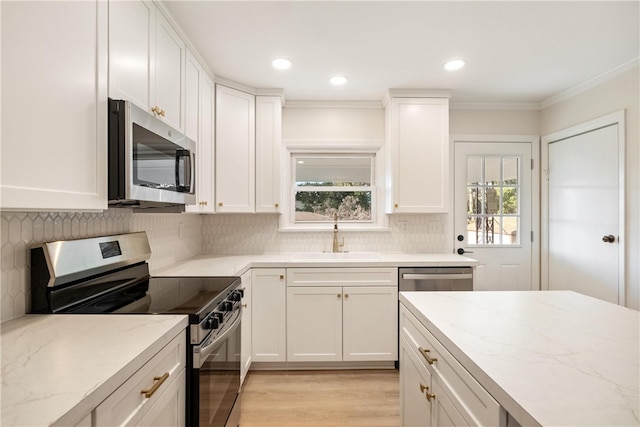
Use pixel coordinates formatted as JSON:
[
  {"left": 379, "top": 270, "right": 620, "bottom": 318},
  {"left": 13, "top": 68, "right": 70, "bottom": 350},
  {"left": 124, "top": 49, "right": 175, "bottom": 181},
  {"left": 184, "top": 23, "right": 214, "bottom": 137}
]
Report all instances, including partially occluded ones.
[{"left": 30, "top": 232, "right": 242, "bottom": 427}]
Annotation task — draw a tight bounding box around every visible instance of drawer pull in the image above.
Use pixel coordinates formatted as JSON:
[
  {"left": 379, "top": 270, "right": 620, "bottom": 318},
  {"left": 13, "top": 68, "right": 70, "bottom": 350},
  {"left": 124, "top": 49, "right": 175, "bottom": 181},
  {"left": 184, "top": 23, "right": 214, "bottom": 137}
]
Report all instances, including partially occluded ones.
[
  {"left": 141, "top": 372, "right": 170, "bottom": 399},
  {"left": 419, "top": 383, "right": 428, "bottom": 393},
  {"left": 426, "top": 390, "right": 436, "bottom": 402},
  {"left": 418, "top": 346, "right": 438, "bottom": 365}
]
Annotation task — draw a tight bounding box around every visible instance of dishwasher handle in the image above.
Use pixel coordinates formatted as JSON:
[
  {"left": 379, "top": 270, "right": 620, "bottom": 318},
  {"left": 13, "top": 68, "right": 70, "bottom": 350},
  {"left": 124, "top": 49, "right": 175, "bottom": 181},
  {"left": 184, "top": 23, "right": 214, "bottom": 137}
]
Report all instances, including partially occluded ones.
[{"left": 401, "top": 273, "right": 473, "bottom": 281}]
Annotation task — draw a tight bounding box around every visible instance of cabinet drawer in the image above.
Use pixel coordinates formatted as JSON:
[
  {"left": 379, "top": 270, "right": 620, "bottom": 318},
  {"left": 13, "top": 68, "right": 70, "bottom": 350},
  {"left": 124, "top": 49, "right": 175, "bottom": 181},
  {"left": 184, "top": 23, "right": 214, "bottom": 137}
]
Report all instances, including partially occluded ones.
[
  {"left": 401, "top": 307, "right": 501, "bottom": 426},
  {"left": 94, "top": 330, "right": 186, "bottom": 426},
  {"left": 287, "top": 267, "right": 397, "bottom": 287}
]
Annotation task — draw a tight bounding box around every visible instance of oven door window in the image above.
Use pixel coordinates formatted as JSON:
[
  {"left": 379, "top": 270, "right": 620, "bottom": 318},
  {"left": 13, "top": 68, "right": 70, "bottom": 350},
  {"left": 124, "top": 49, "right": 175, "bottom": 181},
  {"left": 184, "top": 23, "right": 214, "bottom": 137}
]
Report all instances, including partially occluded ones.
[
  {"left": 198, "top": 323, "right": 241, "bottom": 427},
  {"left": 132, "top": 123, "right": 192, "bottom": 193}
]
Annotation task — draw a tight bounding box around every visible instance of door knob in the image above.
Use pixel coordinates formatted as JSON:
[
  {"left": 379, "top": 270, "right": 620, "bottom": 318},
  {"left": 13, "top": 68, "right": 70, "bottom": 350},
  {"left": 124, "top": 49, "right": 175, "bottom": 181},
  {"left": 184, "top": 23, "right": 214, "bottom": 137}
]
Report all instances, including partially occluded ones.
[
  {"left": 602, "top": 235, "right": 616, "bottom": 243},
  {"left": 457, "top": 248, "right": 474, "bottom": 255},
  {"left": 457, "top": 235, "right": 464, "bottom": 242}
]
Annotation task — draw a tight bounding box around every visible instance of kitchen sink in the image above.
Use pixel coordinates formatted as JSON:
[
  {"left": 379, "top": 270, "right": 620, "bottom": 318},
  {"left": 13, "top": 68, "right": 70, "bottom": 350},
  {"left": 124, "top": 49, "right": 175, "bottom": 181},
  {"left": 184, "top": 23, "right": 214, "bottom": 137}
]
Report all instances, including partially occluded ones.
[{"left": 292, "top": 252, "right": 382, "bottom": 261}]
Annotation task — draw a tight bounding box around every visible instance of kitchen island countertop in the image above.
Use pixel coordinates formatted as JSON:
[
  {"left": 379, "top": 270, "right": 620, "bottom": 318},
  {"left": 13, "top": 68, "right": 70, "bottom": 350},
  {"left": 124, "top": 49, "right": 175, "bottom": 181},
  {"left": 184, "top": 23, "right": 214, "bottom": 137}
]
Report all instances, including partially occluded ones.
[
  {"left": 400, "top": 290, "right": 640, "bottom": 426},
  {"left": 152, "top": 252, "right": 478, "bottom": 277},
  {"left": 1, "top": 314, "right": 188, "bottom": 427}
]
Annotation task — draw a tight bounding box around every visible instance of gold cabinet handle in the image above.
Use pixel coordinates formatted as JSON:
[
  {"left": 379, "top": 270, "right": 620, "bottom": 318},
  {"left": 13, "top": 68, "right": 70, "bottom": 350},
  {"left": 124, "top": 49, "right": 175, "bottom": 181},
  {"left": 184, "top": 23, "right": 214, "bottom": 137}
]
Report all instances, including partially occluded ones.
[
  {"left": 418, "top": 346, "right": 438, "bottom": 365},
  {"left": 394, "top": 203, "right": 399, "bottom": 208},
  {"left": 160, "top": 109, "right": 165, "bottom": 117},
  {"left": 274, "top": 203, "right": 279, "bottom": 208},
  {"left": 337, "top": 293, "right": 342, "bottom": 298},
  {"left": 151, "top": 106, "right": 160, "bottom": 115},
  {"left": 242, "top": 303, "right": 248, "bottom": 308},
  {"left": 218, "top": 202, "right": 223, "bottom": 207},
  {"left": 141, "top": 372, "right": 169, "bottom": 399},
  {"left": 344, "top": 293, "right": 349, "bottom": 298},
  {"left": 419, "top": 382, "right": 436, "bottom": 401},
  {"left": 279, "top": 275, "right": 284, "bottom": 280}
]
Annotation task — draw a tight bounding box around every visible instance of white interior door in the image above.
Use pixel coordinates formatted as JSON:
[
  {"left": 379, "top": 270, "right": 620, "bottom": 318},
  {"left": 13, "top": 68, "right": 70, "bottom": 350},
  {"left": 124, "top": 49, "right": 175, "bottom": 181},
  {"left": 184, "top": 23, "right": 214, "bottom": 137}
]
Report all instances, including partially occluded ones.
[
  {"left": 454, "top": 140, "right": 535, "bottom": 291},
  {"left": 545, "top": 121, "right": 623, "bottom": 304}
]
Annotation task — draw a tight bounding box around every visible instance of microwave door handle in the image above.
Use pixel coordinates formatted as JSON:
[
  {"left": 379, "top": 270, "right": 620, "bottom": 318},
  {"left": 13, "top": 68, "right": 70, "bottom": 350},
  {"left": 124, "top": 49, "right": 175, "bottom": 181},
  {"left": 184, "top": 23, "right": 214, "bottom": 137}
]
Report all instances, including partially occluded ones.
[
  {"left": 188, "top": 150, "right": 195, "bottom": 193},
  {"left": 175, "top": 149, "right": 192, "bottom": 192}
]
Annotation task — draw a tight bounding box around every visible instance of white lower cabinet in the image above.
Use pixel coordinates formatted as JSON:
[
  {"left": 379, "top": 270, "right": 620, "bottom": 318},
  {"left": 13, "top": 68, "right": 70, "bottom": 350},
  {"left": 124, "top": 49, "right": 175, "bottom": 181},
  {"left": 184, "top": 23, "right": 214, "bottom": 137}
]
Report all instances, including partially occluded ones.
[
  {"left": 400, "top": 305, "right": 505, "bottom": 427},
  {"left": 251, "top": 268, "right": 287, "bottom": 362},
  {"left": 287, "top": 268, "right": 398, "bottom": 362},
  {"left": 94, "top": 331, "right": 186, "bottom": 427},
  {"left": 240, "top": 270, "right": 252, "bottom": 385}
]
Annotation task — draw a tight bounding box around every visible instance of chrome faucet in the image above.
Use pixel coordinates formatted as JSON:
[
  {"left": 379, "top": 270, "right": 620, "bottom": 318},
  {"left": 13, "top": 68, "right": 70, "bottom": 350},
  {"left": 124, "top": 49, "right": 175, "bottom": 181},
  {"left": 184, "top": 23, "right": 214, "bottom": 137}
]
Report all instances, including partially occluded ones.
[{"left": 332, "top": 213, "right": 345, "bottom": 253}]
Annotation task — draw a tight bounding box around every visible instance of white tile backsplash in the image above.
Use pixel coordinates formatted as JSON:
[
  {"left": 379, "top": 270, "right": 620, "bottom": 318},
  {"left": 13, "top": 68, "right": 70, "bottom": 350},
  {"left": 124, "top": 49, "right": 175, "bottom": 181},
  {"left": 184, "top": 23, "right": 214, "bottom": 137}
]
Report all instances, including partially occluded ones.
[
  {"left": 0, "top": 210, "right": 201, "bottom": 322},
  {"left": 201, "top": 213, "right": 448, "bottom": 254},
  {"left": 1, "top": 210, "right": 447, "bottom": 322}
]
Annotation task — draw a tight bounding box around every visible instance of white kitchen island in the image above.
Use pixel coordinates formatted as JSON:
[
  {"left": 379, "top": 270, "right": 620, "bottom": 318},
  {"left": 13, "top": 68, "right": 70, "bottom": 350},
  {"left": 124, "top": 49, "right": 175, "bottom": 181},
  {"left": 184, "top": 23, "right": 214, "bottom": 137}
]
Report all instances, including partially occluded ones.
[{"left": 400, "top": 291, "right": 640, "bottom": 426}]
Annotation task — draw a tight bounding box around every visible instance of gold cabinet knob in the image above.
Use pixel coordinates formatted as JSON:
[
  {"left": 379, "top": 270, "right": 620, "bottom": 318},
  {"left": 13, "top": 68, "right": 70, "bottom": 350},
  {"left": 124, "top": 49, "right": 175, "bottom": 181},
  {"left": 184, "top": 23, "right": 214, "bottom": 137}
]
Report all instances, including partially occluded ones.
[
  {"left": 160, "top": 109, "right": 165, "bottom": 117},
  {"left": 151, "top": 106, "right": 160, "bottom": 115},
  {"left": 394, "top": 203, "right": 399, "bottom": 208},
  {"left": 279, "top": 275, "right": 284, "bottom": 280},
  {"left": 426, "top": 391, "right": 436, "bottom": 401},
  {"left": 242, "top": 303, "right": 248, "bottom": 308},
  {"left": 337, "top": 293, "right": 342, "bottom": 298},
  {"left": 274, "top": 203, "right": 279, "bottom": 208},
  {"left": 344, "top": 294, "right": 349, "bottom": 298},
  {"left": 218, "top": 202, "right": 223, "bottom": 207}
]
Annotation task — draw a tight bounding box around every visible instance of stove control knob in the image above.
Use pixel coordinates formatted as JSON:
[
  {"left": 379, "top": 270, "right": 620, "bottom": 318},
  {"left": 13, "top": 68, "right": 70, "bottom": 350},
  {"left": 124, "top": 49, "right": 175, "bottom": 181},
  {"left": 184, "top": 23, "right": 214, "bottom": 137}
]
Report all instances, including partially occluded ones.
[
  {"left": 211, "top": 311, "right": 224, "bottom": 322},
  {"left": 204, "top": 316, "right": 219, "bottom": 330},
  {"left": 221, "top": 301, "right": 234, "bottom": 312},
  {"left": 229, "top": 292, "right": 241, "bottom": 302}
]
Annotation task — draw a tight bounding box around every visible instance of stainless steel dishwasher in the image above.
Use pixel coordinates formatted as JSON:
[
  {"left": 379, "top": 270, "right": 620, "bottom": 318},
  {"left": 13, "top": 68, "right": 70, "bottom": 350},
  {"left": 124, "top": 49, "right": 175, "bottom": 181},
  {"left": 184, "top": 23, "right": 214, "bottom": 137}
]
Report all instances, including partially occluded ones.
[{"left": 399, "top": 267, "right": 473, "bottom": 292}]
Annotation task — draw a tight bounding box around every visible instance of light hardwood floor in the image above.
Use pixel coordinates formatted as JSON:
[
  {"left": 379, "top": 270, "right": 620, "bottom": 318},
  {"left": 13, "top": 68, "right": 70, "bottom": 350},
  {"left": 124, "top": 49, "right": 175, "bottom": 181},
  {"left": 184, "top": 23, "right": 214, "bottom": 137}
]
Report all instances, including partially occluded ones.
[{"left": 239, "top": 370, "right": 400, "bottom": 427}]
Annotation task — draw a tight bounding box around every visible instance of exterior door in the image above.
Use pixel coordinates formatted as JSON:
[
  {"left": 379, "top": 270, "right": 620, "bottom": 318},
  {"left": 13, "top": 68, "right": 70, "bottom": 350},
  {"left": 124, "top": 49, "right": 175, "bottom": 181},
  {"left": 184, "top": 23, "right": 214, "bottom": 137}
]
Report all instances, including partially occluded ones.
[
  {"left": 454, "top": 140, "right": 535, "bottom": 291},
  {"left": 543, "top": 114, "right": 624, "bottom": 304}
]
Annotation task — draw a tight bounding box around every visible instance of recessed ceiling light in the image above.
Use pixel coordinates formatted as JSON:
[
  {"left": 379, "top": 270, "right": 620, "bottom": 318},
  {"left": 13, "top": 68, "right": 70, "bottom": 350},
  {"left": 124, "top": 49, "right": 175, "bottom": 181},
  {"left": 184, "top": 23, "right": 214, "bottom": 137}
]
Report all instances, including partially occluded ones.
[
  {"left": 272, "top": 58, "right": 292, "bottom": 70},
  {"left": 444, "top": 59, "right": 466, "bottom": 71},
  {"left": 329, "top": 76, "right": 348, "bottom": 85}
]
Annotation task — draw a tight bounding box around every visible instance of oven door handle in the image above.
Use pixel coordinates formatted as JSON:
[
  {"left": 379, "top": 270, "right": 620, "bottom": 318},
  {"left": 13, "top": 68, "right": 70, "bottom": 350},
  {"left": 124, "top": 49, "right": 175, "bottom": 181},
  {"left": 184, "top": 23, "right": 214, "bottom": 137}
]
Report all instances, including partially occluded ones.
[{"left": 194, "top": 308, "right": 241, "bottom": 369}]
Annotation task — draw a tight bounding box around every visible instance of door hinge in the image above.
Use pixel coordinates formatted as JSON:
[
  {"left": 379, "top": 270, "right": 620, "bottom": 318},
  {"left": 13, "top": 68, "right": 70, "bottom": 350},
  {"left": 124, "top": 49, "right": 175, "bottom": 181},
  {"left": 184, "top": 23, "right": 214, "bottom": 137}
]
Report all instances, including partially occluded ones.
[
  {"left": 531, "top": 159, "right": 534, "bottom": 170},
  {"left": 531, "top": 231, "right": 534, "bottom": 242}
]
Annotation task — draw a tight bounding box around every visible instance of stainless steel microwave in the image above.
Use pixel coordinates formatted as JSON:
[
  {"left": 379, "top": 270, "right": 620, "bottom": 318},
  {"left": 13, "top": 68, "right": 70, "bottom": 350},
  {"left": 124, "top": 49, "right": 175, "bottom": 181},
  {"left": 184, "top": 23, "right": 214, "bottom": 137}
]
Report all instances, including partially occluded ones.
[{"left": 108, "top": 99, "right": 195, "bottom": 212}]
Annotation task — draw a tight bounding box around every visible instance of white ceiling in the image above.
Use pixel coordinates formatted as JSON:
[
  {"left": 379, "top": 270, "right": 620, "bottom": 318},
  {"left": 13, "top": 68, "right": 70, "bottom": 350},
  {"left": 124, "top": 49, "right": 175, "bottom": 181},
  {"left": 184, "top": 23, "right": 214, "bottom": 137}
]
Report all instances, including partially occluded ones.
[{"left": 163, "top": 1, "right": 639, "bottom": 105}]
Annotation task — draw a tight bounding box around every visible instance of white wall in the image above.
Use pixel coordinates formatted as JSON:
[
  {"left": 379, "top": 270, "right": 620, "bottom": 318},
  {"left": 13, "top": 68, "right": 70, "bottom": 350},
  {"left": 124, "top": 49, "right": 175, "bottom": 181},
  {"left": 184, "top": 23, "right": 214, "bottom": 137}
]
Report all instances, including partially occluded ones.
[
  {"left": 540, "top": 65, "right": 640, "bottom": 310},
  {"left": 450, "top": 109, "right": 539, "bottom": 135}
]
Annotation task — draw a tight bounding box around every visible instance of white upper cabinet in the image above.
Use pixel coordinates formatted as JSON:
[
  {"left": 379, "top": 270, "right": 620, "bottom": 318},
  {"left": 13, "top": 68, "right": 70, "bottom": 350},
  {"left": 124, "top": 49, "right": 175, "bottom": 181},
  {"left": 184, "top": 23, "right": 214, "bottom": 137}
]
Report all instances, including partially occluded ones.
[
  {"left": 1, "top": 0, "right": 108, "bottom": 211},
  {"left": 255, "top": 96, "right": 283, "bottom": 213},
  {"left": 385, "top": 97, "right": 450, "bottom": 213},
  {"left": 184, "top": 52, "right": 215, "bottom": 213},
  {"left": 215, "top": 85, "right": 256, "bottom": 213},
  {"left": 153, "top": 11, "right": 186, "bottom": 131},
  {"left": 108, "top": 0, "right": 153, "bottom": 111},
  {"left": 109, "top": 0, "right": 185, "bottom": 132}
]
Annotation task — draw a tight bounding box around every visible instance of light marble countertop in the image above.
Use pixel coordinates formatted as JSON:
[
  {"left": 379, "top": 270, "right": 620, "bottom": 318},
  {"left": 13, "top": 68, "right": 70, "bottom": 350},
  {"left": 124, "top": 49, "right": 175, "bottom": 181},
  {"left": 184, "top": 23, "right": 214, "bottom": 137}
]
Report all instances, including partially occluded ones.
[
  {"left": 400, "top": 291, "right": 640, "bottom": 427},
  {"left": 152, "top": 252, "right": 477, "bottom": 277},
  {"left": 1, "top": 314, "right": 188, "bottom": 427}
]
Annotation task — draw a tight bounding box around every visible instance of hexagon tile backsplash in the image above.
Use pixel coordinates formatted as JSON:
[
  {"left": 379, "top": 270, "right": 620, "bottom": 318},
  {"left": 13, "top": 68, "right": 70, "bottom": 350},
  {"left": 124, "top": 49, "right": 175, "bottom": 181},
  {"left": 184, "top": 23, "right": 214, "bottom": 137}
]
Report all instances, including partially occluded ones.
[
  {"left": 1, "top": 210, "right": 448, "bottom": 322},
  {"left": 0, "top": 210, "right": 201, "bottom": 322}
]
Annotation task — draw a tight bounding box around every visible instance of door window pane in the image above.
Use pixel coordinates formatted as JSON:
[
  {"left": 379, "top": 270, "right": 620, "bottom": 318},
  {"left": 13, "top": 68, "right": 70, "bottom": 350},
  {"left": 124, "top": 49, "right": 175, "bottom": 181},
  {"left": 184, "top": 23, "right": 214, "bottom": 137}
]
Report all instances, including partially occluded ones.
[{"left": 465, "top": 156, "right": 521, "bottom": 246}]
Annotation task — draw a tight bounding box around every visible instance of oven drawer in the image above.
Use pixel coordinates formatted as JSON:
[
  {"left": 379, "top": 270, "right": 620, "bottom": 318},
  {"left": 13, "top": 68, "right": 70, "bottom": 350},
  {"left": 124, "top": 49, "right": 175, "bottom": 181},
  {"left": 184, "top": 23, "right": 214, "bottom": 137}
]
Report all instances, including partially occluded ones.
[
  {"left": 401, "top": 307, "right": 501, "bottom": 426},
  {"left": 94, "top": 330, "right": 186, "bottom": 426}
]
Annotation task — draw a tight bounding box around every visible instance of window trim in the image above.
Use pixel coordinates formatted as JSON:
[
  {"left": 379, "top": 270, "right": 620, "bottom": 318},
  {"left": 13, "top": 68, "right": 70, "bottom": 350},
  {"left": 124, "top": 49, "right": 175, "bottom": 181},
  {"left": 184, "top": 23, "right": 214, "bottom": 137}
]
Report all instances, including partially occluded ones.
[{"left": 280, "top": 140, "right": 388, "bottom": 231}]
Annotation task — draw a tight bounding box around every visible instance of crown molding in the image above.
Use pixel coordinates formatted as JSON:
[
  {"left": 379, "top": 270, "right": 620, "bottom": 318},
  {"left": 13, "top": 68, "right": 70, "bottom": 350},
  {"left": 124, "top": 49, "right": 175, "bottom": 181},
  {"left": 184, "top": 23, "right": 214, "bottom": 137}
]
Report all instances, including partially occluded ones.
[
  {"left": 284, "top": 100, "right": 383, "bottom": 109},
  {"left": 540, "top": 58, "right": 640, "bottom": 109},
  {"left": 450, "top": 102, "right": 541, "bottom": 111}
]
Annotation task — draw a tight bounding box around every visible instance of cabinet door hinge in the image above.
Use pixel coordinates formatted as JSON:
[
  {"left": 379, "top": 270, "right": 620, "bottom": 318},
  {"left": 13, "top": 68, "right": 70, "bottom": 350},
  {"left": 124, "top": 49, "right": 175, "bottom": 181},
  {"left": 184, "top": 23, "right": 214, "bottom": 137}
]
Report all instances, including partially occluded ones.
[
  {"left": 531, "top": 231, "right": 534, "bottom": 242},
  {"left": 531, "top": 159, "right": 534, "bottom": 170}
]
